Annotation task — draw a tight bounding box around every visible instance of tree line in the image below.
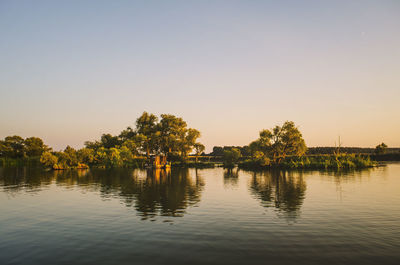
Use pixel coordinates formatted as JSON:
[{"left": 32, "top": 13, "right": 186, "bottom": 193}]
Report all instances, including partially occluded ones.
[
  {"left": 211, "top": 145, "right": 398, "bottom": 157},
  {"left": 0, "top": 116, "right": 394, "bottom": 170},
  {"left": 1, "top": 112, "right": 205, "bottom": 169},
  {"left": 41, "top": 112, "right": 205, "bottom": 169},
  {"left": 306, "top": 144, "right": 398, "bottom": 155},
  {"left": 0, "top": 136, "right": 50, "bottom": 158}
]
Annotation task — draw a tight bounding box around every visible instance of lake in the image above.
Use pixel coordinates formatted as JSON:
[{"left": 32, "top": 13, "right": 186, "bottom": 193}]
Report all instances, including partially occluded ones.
[{"left": 1, "top": 163, "right": 399, "bottom": 265}]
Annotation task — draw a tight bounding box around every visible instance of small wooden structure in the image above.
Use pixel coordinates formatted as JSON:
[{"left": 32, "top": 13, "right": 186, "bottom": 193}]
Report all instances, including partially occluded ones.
[{"left": 147, "top": 155, "right": 171, "bottom": 169}]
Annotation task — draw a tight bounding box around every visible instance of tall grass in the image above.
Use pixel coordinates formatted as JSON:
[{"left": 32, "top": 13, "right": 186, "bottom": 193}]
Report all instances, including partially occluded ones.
[{"left": 239, "top": 154, "right": 375, "bottom": 170}]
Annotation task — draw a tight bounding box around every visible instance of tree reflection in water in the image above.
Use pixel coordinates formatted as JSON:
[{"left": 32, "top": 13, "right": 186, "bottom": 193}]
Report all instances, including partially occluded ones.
[
  {"left": 131, "top": 168, "right": 205, "bottom": 219},
  {"left": 224, "top": 168, "right": 239, "bottom": 188},
  {"left": 0, "top": 167, "right": 55, "bottom": 194},
  {"left": 0, "top": 167, "right": 205, "bottom": 220},
  {"left": 249, "top": 170, "right": 306, "bottom": 220}
]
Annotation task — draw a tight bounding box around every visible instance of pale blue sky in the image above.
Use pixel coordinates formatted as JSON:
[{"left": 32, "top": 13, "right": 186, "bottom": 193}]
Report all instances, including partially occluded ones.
[{"left": 1, "top": 0, "right": 399, "bottom": 151}]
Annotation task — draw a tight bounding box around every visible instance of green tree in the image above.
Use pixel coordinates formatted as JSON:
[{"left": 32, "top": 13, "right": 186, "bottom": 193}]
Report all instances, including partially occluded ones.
[
  {"left": 84, "top": 140, "right": 102, "bottom": 151},
  {"left": 211, "top": 146, "right": 224, "bottom": 156},
  {"left": 179, "top": 128, "right": 201, "bottom": 160},
  {"left": 375, "top": 143, "right": 388, "bottom": 154},
  {"left": 94, "top": 147, "right": 108, "bottom": 167},
  {"left": 223, "top": 148, "right": 241, "bottom": 168},
  {"left": 58, "top": 146, "right": 79, "bottom": 168},
  {"left": 122, "top": 139, "right": 139, "bottom": 156},
  {"left": 132, "top": 134, "right": 147, "bottom": 155},
  {"left": 3, "top": 136, "right": 25, "bottom": 158},
  {"left": 158, "top": 114, "right": 187, "bottom": 155},
  {"left": 253, "top": 151, "right": 270, "bottom": 166},
  {"left": 24, "top": 137, "right": 50, "bottom": 157},
  {"left": 193, "top": 143, "right": 205, "bottom": 162},
  {"left": 136, "top": 112, "right": 159, "bottom": 157},
  {"left": 119, "top": 126, "right": 136, "bottom": 142},
  {"left": 77, "top": 148, "right": 95, "bottom": 164},
  {"left": 100, "top": 134, "right": 121, "bottom": 149},
  {"left": 120, "top": 146, "right": 134, "bottom": 165},
  {"left": 36, "top": 111, "right": 205, "bottom": 169},
  {"left": 250, "top": 121, "right": 306, "bottom": 164},
  {"left": 93, "top": 147, "right": 124, "bottom": 168},
  {"left": 107, "top": 147, "right": 123, "bottom": 168},
  {"left": 40, "top": 151, "right": 58, "bottom": 168}
]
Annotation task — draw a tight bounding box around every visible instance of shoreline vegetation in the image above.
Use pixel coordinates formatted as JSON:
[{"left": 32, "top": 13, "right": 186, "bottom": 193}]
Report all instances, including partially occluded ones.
[
  {"left": 238, "top": 154, "right": 375, "bottom": 170},
  {"left": 0, "top": 112, "right": 398, "bottom": 171}
]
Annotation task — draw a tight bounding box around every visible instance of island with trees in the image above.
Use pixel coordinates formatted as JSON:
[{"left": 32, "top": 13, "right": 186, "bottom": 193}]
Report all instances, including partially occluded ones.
[
  {"left": 1, "top": 112, "right": 398, "bottom": 170},
  {"left": 38, "top": 112, "right": 210, "bottom": 169},
  {"left": 220, "top": 121, "right": 376, "bottom": 169}
]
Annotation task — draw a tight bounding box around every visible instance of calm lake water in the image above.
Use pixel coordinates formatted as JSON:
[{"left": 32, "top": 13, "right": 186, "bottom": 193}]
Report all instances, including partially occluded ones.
[{"left": 1, "top": 163, "right": 399, "bottom": 265}]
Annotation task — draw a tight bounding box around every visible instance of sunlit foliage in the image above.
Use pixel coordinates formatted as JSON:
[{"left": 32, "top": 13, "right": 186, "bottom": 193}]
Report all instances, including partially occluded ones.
[
  {"left": 36, "top": 111, "right": 204, "bottom": 169},
  {"left": 249, "top": 121, "right": 307, "bottom": 164}
]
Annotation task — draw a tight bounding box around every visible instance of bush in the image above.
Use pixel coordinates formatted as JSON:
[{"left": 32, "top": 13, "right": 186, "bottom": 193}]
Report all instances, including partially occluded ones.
[{"left": 40, "top": 152, "right": 58, "bottom": 168}]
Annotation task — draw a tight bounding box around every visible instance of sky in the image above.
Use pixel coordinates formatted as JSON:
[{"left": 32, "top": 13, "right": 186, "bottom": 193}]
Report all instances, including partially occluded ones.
[{"left": 0, "top": 0, "right": 399, "bottom": 152}]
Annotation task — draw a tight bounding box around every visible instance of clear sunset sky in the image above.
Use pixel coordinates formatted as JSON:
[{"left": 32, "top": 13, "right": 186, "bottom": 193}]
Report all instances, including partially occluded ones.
[{"left": 1, "top": 0, "right": 399, "bottom": 151}]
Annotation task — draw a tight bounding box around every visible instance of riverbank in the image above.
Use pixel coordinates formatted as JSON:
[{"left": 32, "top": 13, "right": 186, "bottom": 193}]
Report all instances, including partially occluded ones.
[{"left": 0, "top": 154, "right": 385, "bottom": 171}]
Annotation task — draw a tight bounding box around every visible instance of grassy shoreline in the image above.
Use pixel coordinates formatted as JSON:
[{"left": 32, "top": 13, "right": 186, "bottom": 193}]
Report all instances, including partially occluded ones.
[
  {"left": 0, "top": 154, "right": 382, "bottom": 171},
  {"left": 238, "top": 154, "right": 376, "bottom": 170}
]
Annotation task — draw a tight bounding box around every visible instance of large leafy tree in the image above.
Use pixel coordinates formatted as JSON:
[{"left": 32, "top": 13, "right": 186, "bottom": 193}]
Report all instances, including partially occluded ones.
[
  {"left": 2, "top": 136, "right": 25, "bottom": 158},
  {"left": 193, "top": 143, "right": 205, "bottom": 162},
  {"left": 59, "top": 146, "right": 79, "bottom": 168},
  {"left": 177, "top": 128, "right": 201, "bottom": 159},
  {"left": 136, "top": 112, "right": 159, "bottom": 157},
  {"left": 250, "top": 121, "right": 306, "bottom": 163},
  {"left": 158, "top": 114, "right": 187, "bottom": 155},
  {"left": 24, "top": 137, "right": 50, "bottom": 157},
  {"left": 0, "top": 136, "right": 50, "bottom": 158},
  {"left": 77, "top": 148, "right": 95, "bottom": 164}
]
